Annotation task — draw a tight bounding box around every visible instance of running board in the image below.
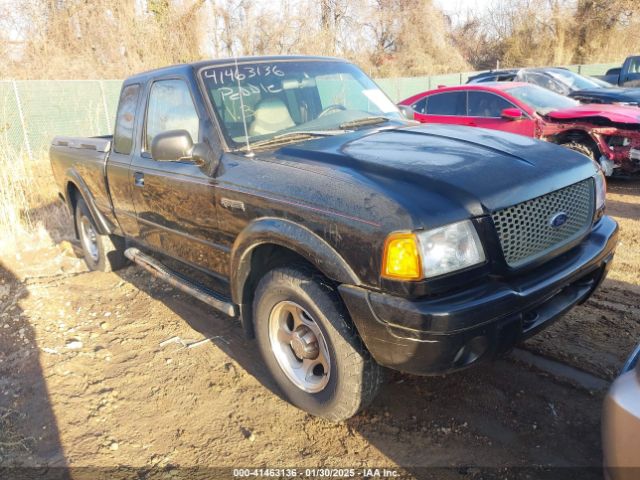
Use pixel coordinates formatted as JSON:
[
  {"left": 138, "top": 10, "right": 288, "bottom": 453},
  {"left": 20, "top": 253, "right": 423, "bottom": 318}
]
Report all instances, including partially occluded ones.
[{"left": 124, "top": 247, "right": 237, "bottom": 317}]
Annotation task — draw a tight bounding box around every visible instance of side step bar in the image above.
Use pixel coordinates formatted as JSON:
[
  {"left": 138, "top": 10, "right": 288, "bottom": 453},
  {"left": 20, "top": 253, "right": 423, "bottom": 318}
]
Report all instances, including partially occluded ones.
[{"left": 124, "top": 247, "right": 237, "bottom": 317}]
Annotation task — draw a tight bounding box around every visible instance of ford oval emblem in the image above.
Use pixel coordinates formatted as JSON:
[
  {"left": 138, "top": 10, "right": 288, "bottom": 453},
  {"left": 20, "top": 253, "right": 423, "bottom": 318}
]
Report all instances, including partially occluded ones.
[{"left": 549, "top": 212, "right": 568, "bottom": 228}]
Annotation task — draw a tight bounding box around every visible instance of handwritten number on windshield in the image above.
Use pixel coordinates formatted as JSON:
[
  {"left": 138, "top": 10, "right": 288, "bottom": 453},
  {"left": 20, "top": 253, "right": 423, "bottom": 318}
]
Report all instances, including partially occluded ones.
[{"left": 204, "top": 64, "right": 285, "bottom": 85}]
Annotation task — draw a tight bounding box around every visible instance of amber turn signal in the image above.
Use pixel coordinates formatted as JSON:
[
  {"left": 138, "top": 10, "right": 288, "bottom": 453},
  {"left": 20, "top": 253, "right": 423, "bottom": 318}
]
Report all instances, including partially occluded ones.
[{"left": 381, "top": 232, "right": 422, "bottom": 280}]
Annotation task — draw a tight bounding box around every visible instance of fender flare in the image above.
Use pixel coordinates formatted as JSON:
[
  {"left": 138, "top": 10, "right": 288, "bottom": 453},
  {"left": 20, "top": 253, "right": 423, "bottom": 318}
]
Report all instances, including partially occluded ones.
[
  {"left": 230, "top": 217, "right": 360, "bottom": 304},
  {"left": 65, "top": 170, "right": 113, "bottom": 236}
]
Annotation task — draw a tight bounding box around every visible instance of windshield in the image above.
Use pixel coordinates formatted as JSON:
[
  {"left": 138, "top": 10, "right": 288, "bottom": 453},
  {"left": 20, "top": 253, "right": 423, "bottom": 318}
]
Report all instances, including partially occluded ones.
[
  {"left": 546, "top": 69, "right": 611, "bottom": 90},
  {"left": 200, "top": 60, "right": 402, "bottom": 149},
  {"left": 505, "top": 84, "right": 579, "bottom": 114},
  {"left": 591, "top": 77, "right": 615, "bottom": 88}
]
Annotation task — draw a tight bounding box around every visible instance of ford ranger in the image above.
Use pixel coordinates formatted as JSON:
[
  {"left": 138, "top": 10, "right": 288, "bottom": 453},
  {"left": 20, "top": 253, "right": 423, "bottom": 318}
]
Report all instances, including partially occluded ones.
[{"left": 50, "top": 56, "right": 618, "bottom": 421}]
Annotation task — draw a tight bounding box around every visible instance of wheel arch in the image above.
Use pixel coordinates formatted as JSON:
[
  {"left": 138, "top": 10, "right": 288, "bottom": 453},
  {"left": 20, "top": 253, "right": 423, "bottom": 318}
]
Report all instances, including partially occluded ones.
[
  {"left": 230, "top": 218, "right": 361, "bottom": 337},
  {"left": 549, "top": 128, "right": 602, "bottom": 155},
  {"left": 64, "top": 171, "right": 112, "bottom": 237}
]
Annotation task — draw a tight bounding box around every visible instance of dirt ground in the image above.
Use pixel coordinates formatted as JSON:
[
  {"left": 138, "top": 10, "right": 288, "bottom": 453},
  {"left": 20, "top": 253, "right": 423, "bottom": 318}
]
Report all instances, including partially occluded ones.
[{"left": 0, "top": 181, "right": 638, "bottom": 480}]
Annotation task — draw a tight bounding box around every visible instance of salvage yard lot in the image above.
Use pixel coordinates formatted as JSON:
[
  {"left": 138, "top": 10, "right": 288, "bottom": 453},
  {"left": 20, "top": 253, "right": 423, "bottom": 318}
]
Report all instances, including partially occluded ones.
[{"left": 0, "top": 181, "right": 638, "bottom": 479}]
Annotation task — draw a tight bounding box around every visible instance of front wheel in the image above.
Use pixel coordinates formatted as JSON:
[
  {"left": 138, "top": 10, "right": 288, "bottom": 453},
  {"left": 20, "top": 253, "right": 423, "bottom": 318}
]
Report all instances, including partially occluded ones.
[
  {"left": 253, "top": 267, "right": 383, "bottom": 421},
  {"left": 558, "top": 140, "right": 598, "bottom": 160}
]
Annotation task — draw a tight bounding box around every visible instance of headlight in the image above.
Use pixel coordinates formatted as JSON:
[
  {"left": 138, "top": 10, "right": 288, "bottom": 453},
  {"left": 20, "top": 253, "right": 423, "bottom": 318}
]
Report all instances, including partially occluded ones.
[
  {"left": 382, "top": 220, "right": 485, "bottom": 280},
  {"left": 594, "top": 170, "right": 606, "bottom": 211}
]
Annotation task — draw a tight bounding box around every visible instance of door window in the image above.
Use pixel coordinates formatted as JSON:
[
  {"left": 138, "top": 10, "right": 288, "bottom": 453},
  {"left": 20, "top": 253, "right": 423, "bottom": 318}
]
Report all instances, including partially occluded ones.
[
  {"left": 145, "top": 79, "right": 199, "bottom": 153},
  {"left": 467, "top": 91, "right": 514, "bottom": 118},
  {"left": 113, "top": 84, "right": 140, "bottom": 154},
  {"left": 424, "top": 92, "right": 466, "bottom": 115}
]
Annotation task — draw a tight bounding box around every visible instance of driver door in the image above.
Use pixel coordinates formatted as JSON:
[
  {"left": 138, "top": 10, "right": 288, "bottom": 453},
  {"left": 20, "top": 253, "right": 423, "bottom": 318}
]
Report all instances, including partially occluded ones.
[
  {"left": 466, "top": 91, "right": 535, "bottom": 137},
  {"left": 130, "top": 78, "right": 226, "bottom": 278}
]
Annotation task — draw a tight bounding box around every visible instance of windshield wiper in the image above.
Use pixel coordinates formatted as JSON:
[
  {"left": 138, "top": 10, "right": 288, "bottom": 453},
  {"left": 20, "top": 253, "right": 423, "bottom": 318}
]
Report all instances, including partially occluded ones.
[
  {"left": 239, "top": 130, "right": 343, "bottom": 151},
  {"left": 339, "top": 116, "right": 389, "bottom": 130}
]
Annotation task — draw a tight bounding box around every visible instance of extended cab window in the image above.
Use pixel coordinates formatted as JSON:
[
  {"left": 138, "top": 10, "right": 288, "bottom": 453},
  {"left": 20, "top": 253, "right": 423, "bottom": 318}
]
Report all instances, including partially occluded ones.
[
  {"left": 467, "top": 91, "right": 513, "bottom": 117},
  {"left": 425, "top": 92, "right": 466, "bottom": 115},
  {"left": 113, "top": 84, "right": 140, "bottom": 154},
  {"left": 145, "top": 79, "right": 199, "bottom": 153}
]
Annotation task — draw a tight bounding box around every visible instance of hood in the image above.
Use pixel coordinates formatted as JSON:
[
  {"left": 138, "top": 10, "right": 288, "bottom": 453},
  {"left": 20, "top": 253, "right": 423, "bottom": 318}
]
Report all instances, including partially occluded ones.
[
  {"left": 279, "top": 124, "right": 597, "bottom": 225},
  {"left": 546, "top": 103, "right": 640, "bottom": 125},
  {"left": 570, "top": 87, "right": 640, "bottom": 105}
]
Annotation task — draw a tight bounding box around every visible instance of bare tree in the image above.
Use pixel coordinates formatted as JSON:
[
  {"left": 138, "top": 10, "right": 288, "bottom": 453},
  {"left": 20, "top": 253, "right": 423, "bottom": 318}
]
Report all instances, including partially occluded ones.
[{"left": 4, "top": 0, "right": 640, "bottom": 80}]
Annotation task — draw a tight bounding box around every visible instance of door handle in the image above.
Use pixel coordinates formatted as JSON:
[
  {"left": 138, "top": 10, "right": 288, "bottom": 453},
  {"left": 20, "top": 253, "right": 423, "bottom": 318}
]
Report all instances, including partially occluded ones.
[
  {"left": 134, "top": 171, "right": 144, "bottom": 187},
  {"left": 467, "top": 121, "right": 477, "bottom": 127}
]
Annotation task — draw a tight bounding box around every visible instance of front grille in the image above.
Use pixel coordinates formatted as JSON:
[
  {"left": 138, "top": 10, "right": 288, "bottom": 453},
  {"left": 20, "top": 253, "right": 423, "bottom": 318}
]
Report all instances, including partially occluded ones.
[{"left": 492, "top": 179, "right": 594, "bottom": 268}]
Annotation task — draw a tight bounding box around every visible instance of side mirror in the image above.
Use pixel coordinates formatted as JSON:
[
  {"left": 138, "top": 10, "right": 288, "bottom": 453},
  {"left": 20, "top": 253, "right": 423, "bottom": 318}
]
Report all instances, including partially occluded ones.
[
  {"left": 397, "top": 104, "right": 416, "bottom": 120},
  {"left": 150, "top": 130, "right": 207, "bottom": 166},
  {"left": 501, "top": 108, "right": 524, "bottom": 121}
]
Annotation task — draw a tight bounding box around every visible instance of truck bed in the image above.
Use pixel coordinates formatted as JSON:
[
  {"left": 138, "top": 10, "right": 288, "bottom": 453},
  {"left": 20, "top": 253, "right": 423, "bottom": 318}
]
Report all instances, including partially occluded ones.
[
  {"left": 50, "top": 135, "right": 115, "bottom": 229},
  {"left": 52, "top": 135, "right": 112, "bottom": 152}
]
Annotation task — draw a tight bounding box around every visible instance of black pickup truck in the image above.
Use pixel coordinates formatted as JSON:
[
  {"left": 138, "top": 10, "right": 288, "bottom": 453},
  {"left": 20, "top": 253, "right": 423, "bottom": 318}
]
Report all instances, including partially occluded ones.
[{"left": 50, "top": 56, "right": 618, "bottom": 421}]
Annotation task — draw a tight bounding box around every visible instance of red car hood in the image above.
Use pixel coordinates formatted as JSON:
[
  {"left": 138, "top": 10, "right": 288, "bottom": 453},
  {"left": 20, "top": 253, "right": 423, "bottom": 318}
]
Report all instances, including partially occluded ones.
[{"left": 546, "top": 104, "right": 640, "bottom": 125}]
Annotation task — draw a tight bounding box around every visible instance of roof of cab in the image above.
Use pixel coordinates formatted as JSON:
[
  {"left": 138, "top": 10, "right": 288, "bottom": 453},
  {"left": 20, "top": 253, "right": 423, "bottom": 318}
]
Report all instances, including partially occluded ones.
[{"left": 124, "top": 55, "right": 349, "bottom": 84}]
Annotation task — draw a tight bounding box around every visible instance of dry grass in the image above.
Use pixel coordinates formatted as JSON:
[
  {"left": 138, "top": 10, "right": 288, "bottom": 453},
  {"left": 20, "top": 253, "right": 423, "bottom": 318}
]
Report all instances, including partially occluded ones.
[{"left": 0, "top": 149, "right": 72, "bottom": 253}]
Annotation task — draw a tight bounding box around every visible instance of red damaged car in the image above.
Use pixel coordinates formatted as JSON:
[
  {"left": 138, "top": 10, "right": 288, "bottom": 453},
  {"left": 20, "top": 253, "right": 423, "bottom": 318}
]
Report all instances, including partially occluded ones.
[{"left": 399, "top": 83, "right": 640, "bottom": 176}]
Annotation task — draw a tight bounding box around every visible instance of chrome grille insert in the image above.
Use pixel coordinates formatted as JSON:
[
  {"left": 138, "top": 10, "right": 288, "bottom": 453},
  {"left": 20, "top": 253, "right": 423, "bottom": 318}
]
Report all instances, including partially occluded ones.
[{"left": 492, "top": 179, "right": 594, "bottom": 268}]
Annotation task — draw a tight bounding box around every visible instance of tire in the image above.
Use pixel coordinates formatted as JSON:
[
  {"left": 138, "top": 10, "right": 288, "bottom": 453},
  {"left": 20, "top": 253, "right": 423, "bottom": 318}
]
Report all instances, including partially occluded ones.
[
  {"left": 559, "top": 140, "right": 598, "bottom": 161},
  {"left": 74, "top": 197, "right": 127, "bottom": 272},
  {"left": 253, "top": 266, "right": 383, "bottom": 421}
]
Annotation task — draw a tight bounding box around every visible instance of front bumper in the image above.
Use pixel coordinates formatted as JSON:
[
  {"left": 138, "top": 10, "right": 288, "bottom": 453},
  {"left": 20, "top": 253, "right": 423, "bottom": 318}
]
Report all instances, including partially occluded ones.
[
  {"left": 603, "top": 345, "right": 640, "bottom": 480},
  {"left": 339, "top": 215, "right": 618, "bottom": 375}
]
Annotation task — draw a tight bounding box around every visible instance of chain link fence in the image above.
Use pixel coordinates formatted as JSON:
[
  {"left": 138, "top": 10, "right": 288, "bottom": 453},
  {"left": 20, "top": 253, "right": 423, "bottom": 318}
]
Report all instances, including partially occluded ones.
[
  {"left": 0, "top": 80, "right": 123, "bottom": 160},
  {"left": 0, "top": 63, "right": 617, "bottom": 161},
  {"left": 376, "top": 63, "right": 618, "bottom": 102}
]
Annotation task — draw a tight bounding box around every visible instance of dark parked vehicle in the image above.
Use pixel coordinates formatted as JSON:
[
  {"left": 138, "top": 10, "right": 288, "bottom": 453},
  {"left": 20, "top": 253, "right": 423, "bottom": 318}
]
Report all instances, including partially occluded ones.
[
  {"left": 570, "top": 87, "right": 640, "bottom": 107},
  {"left": 50, "top": 56, "right": 618, "bottom": 421},
  {"left": 468, "top": 67, "right": 640, "bottom": 107},
  {"left": 596, "top": 55, "right": 640, "bottom": 87}
]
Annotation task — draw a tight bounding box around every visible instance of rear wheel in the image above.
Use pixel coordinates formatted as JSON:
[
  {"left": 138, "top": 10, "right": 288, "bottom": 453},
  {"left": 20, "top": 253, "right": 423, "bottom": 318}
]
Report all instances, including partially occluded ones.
[
  {"left": 75, "top": 198, "right": 127, "bottom": 272},
  {"left": 253, "top": 266, "right": 383, "bottom": 421}
]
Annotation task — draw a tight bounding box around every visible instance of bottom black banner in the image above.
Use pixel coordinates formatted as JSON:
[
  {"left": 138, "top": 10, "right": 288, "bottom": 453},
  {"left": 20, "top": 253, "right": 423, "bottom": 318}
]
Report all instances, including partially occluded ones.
[{"left": 0, "top": 466, "right": 635, "bottom": 480}]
